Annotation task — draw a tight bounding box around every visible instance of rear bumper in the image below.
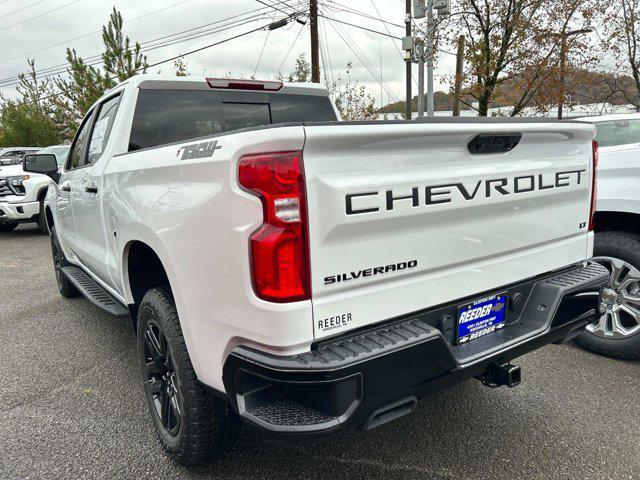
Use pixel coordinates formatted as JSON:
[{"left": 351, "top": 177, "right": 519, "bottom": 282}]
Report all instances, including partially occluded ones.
[
  {"left": 0, "top": 200, "right": 39, "bottom": 223},
  {"left": 222, "top": 262, "right": 608, "bottom": 435}
]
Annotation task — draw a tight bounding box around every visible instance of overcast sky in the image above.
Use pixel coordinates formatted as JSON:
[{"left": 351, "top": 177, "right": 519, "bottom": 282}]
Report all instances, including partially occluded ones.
[{"left": 0, "top": 0, "right": 458, "bottom": 106}]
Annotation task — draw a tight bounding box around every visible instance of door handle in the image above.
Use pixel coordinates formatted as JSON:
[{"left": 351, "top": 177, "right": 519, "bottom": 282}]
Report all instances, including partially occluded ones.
[
  {"left": 60, "top": 181, "right": 71, "bottom": 192},
  {"left": 85, "top": 182, "right": 98, "bottom": 194}
]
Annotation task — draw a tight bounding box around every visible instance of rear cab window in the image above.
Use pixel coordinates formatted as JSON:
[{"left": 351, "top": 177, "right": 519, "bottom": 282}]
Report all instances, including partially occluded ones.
[
  {"left": 595, "top": 119, "right": 640, "bottom": 148},
  {"left": 128, "top": 89, "right": 338, "bottom": 151}
]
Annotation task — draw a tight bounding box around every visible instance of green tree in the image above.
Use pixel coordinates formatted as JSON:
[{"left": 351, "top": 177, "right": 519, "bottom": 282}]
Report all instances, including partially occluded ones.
[
  {"left": 102, "top": 7, "right": 147, "bottom": 82},
  {"left": 53, "top": 48, "right": 114, "bottom": 124},
  {"left": 287, "top": 54, "right": 311, "bottom": 82},
  {"left": 0, "top": 60, "right": 66, "bottom": 147},
  {"left": 53, "top": 7, "right": 147, "bottom": 129}
]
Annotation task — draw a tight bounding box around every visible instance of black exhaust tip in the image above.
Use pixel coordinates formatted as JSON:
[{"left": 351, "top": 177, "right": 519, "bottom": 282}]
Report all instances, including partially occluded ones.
[{"left": 478, "top": 362, "right": 521, "bottom": 388}]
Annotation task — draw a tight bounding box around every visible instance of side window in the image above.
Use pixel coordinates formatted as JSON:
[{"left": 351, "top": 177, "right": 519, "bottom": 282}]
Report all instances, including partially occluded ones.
[
  {"left": 87, "top": 94, "right": 121, "bottom": 165},
  {"left": 68, "top": 113, "right": 94, "bottom": 170},
  {"left": 270, "top": 94, "right": 338, "bottom": 123}
]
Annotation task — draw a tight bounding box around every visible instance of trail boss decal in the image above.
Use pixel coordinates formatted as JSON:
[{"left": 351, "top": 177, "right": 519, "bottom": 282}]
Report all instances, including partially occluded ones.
[
  {"left": 345, "top": 169, "right": 587, "bottom": 215},
  {"left": 177, "top": 140, "right": 222, "bottom": 160},
  {"left": 324, "top": 260, "right": 418, "bottom": 285}
]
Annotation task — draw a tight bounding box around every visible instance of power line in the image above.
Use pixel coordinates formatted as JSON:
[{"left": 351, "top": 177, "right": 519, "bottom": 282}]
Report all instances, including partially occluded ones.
[
  {"left": 2, "top": 0, "right": 84, "bottom": 31},
  {"left": 317, "top": 13, "right": 402, "bottom": 40},
  {"left": 0, "top": 0, "right": 49, "bottom": 21},
  {"left": 253, "top": 10, "right": 278, "bottom": 77},
  {"left": 322, "top": 8, "right": 398, "bottom": 102},
  {"left": 271, "top": 0, "right": 301, "bottom": 14},
  {"left": 146, "top": 22, "right": 274, "bottom": 69},
  {"left": 320, "top": 9, "right": 456, "bottom": 56},
  {"left": 0, "top": 8, "right": 279, "bottom": 88},
  {"left": 318, "top": 26, "right": 328, "bottom": 82},
  {"left": 367, "top": 0, "right": 418, "bottom": 88},
  {"left": 324, "top": 0, "right": 404, "bottom": 29},
  {"left": 0, "top": 0, "right": 197, "bottom": 64},
  {"left": 254, "top": 0, "right": 290, "bottom": 16},
  {"left": 276, "top": 22, "right": 305, "bottom": 75},
  {"left": 320, "top": 15, "right": 335, "bottom": 87},
  {"left": 0, "top": 15, "right": 265, "bottom": 87},
  {"left": 31, "top": 19, "right": 286, "bottom": 103}
]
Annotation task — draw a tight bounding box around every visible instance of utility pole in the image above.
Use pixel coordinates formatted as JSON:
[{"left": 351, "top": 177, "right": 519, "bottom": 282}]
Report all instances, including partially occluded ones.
[
  {"left": 557, "top": 29, "right": 593, "bottom": 119},
  {"left": 426, "top": 0, "right": 434, "bottom": 116},
  {"left": 414, "top": 0, "right": 449, "bottom": 117},
  {"left": 417, "top": 40, "right": 425, "bottom": 116},
  {"left": 452, "top": 35, "right": 465, "bottom": 116},
  {"left": 404, "top": 0, "right": 412, "bottom": 119},
  {"left": 310, "top": 0, "right": 320, "bottom": 83},
  {"left": 557, "top": 32, "right": 568, "bottom": 120},
  {"left": 414, "top": 1, "right": 425, "bottom": 117},
  {"left": 541, "top": 28, "right": 592, "bottom": 119}
]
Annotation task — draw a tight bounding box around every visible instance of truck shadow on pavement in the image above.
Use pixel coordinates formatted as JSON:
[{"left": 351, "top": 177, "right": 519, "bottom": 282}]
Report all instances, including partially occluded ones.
[{"left": 2, "top": 224, "right": 640, "bottom": 480}]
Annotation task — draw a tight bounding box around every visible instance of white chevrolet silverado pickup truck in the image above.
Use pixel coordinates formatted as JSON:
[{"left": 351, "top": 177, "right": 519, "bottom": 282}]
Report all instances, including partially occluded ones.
[
  {"left": 574, "top": 113, "right": 640, "bottom": 359},
  {"left": 24, "top": 74, "right": 607, "bottom": 466},
  {"left": 0, "top": 145, "right": 69, "bottom": 233}
]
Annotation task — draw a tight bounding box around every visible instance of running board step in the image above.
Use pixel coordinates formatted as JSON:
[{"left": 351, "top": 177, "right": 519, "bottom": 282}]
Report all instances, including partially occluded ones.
[{"left": 61, "top": 266, "right": 129, "bottom": 317}]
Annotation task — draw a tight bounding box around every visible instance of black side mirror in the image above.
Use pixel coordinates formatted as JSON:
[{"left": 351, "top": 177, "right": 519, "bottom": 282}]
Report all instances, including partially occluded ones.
[{"left": 23, "top": 154, "right": 60, "bottom": 183}]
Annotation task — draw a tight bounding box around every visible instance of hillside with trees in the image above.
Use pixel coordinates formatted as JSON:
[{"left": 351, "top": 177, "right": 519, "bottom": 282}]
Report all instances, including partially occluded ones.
[{"left": 377, "top": 69, "right": 640, "bottom": 115}]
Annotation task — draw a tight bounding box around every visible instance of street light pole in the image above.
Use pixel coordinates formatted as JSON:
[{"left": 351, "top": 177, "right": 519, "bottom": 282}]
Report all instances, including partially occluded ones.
[{"left": 417, "top": 40, "right": 425, "bottom": 116}]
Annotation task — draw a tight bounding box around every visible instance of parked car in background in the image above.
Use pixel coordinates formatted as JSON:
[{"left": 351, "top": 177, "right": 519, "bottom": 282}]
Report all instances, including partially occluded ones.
[
  {"left": 576, "top": 113, "right": 640, "bottom": 359},
  {"left": 24, "top": 75, "right": 606, "bottom": 466},
  {"left": 0, "top": 147, "right": 40, "bottom": 166},
  {"left": 36, "top": 145, "right": 71, "bottom": 167},
  {"left": 0, "top": 145, "right": 69, "bottom": 233}
]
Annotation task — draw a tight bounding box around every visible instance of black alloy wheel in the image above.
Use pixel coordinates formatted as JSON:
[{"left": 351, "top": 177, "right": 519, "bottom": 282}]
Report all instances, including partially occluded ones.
[{"left": 143, "top": 320, "right": 182, "bottom": 437}]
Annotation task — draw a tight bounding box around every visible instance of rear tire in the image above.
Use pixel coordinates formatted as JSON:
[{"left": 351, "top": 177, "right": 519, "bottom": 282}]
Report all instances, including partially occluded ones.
[
  {"left": 137, "top": 287, "right": 241, "bottom": 466},
  {"left": 37, "top": 198, "right": 48, "bottom": 234},
  {"left": 575, "top": 231, "right": 640, "bottom": 360},
  {"left": 0, "top": 222, "right": 18, "bottom": 232},
  {"left": 50, "top": 227, "right": 80, "bottom": 298}
]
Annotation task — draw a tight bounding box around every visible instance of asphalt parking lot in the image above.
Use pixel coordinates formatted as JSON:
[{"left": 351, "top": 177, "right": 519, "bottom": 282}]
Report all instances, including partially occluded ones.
[{"left": 1, "top": 224, "right": 640, "bottom": 480}]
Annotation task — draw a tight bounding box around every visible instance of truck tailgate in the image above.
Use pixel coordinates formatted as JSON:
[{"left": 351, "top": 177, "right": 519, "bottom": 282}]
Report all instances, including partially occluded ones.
[{"left": 302, "top": 120, "right": 596, "bottom": 339}]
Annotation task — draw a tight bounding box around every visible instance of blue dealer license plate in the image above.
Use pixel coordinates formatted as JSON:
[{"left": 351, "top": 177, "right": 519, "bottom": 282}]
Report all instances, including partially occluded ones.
[{"left": 456, "top": 294, "right": 507, "bottom": 344}]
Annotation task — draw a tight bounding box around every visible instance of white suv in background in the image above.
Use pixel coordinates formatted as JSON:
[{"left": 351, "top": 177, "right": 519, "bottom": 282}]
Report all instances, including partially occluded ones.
[
  {"left": 576, "top": 113, "right": 640, "bottom": 359},
  {"left": 0, "top": 145, "right": 69, "bottom": 233}
]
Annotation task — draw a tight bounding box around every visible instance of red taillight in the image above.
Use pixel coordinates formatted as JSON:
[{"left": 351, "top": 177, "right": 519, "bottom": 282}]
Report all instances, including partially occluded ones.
[
  {"left": 238, "top": 151, "right": 310, "bottom": 303},
  {"left": 206, "top": 78, "right": 283, "bottom": 91},
  {"left": 589, "top": 140, "right": 599, "bottom": 232}
]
